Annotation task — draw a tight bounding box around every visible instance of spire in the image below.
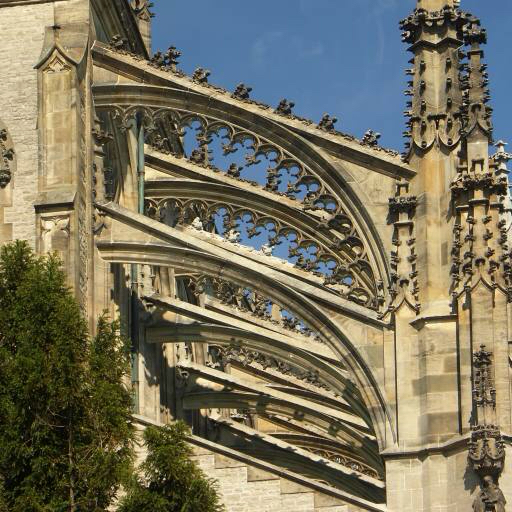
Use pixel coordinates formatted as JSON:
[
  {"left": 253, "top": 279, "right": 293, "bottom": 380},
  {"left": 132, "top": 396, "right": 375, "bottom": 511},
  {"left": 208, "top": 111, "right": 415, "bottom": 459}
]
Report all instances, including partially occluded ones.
[
  {"left": 400, "top": 1, "right": 468, "bottom": 160},
  {"left": 130, "top": 0, "right": 154, "bottom": 53},
  {"left": 398, "top": 0, "right": 497, "bottom": 311},
  {"left": 461, "top": 14, "right": 493, "bottom": 143}
]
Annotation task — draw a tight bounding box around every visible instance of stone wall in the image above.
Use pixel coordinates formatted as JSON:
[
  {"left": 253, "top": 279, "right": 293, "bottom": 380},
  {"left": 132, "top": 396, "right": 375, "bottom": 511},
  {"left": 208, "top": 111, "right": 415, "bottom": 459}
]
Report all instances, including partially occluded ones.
[
  {"left": 386, "top": 445, "right": 512, "bottom": 512},
  {"left": 0, "top": 2, "right": 56, "bottom": 246},
  {"left": 190, "top": 441, "right": 371, "bottom": 512}
]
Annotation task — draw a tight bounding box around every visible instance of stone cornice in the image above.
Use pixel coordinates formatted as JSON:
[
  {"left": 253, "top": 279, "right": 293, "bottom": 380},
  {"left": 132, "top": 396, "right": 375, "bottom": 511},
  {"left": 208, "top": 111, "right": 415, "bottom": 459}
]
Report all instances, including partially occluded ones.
[
  {"left": 0, "top": 0, "right": 67, "bottom": 6},
  {"left": 381, "top": 432, "right": 512, "bottom": 460}
]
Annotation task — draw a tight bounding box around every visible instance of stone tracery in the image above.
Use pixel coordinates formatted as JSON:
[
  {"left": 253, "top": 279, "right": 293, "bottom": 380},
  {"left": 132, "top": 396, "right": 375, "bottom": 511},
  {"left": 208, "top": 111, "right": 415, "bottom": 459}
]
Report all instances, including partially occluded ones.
[{"left": 3, "top": 0, "right": 507, "bottom": 508}]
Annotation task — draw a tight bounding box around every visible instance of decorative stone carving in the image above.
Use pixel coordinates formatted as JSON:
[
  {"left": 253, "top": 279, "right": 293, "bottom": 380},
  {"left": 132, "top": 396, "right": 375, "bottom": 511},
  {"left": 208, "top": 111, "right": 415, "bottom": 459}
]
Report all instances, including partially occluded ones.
[
  {"left": 400, "top": 2, "right": 495, "bottom": 161},
  {"left": 317, "top": 113, "right": 338, "bottom": 133},
  {"left": 400, "top": 6, "right": 468, "bottom": 46},
  {"left": 93, "top": 208, "right": 108, "bottom": 236},
  {"left": 102, "top": 41, "right": 401, "bottom": 159},
  {"left": 182, "top": 275, "right": 321, "bottom": 341},
  {"left": 142, "top": 107, "right": 341, "bottom": 213},
  {"left": 260, "top": 243, "right": 273, "bottom": 257},
  {"left": 472, "top": 345, "right": 496, "bottom": 410},
  {"left": 460, "top": 16, "right": 493, "bottom": 141},
  {"left": 388, "top": 195, "right": 417, "bottom": 215},
  {"left": 472, "top": 476, "right": 506, "bottom": 512},
  {"left": 306, "top": 446, "right": 381, "bottom": 480},
  {"left": 450, "top": 156, "right": 511, "bottom": 296},
  {"left": 191, "top": 217, "right": 204, "bottom": 231},
  {"left": 92, "top": 127, "right": 113, "bottom": 147},
  {"left": 360, "top": 130, "right": 381, "bottom": 147},
  {"left": 468, "top": 345, "right": 506, "bottom": 511},
  {"left": 192, "top": 67, "right": 211, "bottom": 84},
  {"left": 145, "top": 195, "right": 377, "bottom": 308},
  {"left": 189, "top": 146, "right": 210, "bottom": 166},
  {"left": 130, "top": 0, "right": 154, "bottom": 22},
  {"left": 225, "top": 229, "right": 240, "bottom": 244},
  {"left": 149, "top": 50, "right": 165, "bottom": 68},
  {"left": 212, "top": 343, "right": 331, "bottom": 393},
  {"left": 226, "top": 163, "right": 242, "bottom": 178},
  {"left": 164, "top": 46, "right": 181, "bottom": 69},
  {"left": 41, "top": 216, "right": 70, "bottom": 247},
  {"left": 0, "top": 127, "right": 15, "bottom": 188},
  {"left": 469, "top": 425, "right": 505, "bottom": 481},
  {"left": 109, "top": 34, "right": 129, "bottom": 53},
  {"left": 491, "top": 141, "right": 512, "bottom": 171},
  {"left": 232, "top": 83, "right": 252, "bottom": 101},
  {"left": 451, "top": 172, "right": 508, "bottom": 198},
  {"left": 149, "top": 45, "right": 181, "bottom": 71},
  {"left": 385, "top": 180, "right": 419, "bottom": 315},
  {"left": 275, "top": 99, "right": 295, "bottom": 116},
  {"left": 103, "top": 167, "right": 115, "bottom": 201}
]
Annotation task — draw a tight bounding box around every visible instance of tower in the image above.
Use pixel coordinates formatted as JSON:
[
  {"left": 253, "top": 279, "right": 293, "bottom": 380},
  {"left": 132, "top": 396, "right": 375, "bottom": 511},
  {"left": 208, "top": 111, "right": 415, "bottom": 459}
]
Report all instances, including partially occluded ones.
[{"left": 385, "top": 0, "right": 511, "bottom": 509}]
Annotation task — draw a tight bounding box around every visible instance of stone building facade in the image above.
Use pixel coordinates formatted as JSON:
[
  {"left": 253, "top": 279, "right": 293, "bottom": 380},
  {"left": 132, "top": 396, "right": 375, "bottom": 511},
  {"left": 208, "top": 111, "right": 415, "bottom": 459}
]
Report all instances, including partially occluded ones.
[{"left": 0, "top": 0, "right": 510, "bottom": 510}]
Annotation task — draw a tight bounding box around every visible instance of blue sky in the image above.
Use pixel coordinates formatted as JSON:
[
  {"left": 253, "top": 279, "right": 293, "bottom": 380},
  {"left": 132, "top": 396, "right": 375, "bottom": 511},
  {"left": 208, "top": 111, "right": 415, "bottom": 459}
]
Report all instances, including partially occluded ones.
[{"left": 151, "top": 0, "right": 512, "bottom": 152}]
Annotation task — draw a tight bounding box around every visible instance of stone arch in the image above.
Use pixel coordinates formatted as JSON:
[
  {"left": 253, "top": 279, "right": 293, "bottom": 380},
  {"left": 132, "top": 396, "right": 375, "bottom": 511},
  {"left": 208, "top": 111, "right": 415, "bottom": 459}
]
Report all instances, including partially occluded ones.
[
  {"left": 96, "top": 224, "right": 396, "bottom": 450},
  {"left": 94, "top": 84, "right": 392, "bottom": 307}
]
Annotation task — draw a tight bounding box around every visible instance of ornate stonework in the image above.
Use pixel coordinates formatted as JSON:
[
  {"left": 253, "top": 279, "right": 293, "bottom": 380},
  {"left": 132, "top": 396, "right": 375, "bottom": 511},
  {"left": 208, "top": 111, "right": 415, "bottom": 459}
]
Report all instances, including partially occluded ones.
[{"left": 0, "top": 0, "right": 511, "bottom": 510}]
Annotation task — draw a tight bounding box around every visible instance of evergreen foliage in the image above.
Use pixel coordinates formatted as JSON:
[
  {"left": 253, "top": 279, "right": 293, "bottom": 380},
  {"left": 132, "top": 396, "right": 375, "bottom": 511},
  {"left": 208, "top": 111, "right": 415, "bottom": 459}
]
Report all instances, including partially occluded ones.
[
  {"left": 119, "top": 422, "right": 225, "bottom": 512},
  {"left": 0, "top": 241, "right": 134, "bottom": 511}
]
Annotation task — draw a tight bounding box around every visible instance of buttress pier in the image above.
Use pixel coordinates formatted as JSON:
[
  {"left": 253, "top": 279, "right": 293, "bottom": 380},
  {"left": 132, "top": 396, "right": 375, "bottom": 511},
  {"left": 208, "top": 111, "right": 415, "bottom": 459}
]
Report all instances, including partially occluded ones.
[{"left": 0, "top": 0, "right": 510, "bottom": 510}]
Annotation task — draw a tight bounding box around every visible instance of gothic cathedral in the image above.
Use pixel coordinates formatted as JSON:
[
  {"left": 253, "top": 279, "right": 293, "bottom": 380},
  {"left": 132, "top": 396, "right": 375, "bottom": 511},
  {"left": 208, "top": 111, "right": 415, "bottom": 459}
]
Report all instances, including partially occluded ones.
[{"left": 0, "top": 0, "right": 509, "bottom": 510}]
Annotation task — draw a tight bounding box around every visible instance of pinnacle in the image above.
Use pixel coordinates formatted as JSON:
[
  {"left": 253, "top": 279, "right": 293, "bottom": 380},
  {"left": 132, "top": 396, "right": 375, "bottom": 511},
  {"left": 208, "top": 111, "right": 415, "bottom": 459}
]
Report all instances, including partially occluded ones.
[{"left": 416, "top": 0, "right": 459, "bottom": 10}]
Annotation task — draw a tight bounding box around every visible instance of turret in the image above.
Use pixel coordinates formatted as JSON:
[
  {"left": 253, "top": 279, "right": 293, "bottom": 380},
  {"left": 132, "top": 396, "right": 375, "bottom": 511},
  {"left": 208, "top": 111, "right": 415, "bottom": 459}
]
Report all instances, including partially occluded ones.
[{"left": 130, "top": 0, "right": 153, "bottom": 53}]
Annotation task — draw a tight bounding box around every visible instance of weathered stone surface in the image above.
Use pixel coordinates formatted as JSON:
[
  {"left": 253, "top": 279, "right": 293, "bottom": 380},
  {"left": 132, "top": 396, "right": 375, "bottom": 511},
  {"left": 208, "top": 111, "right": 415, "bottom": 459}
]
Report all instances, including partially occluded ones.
[{"left": 1, "top": 0, "right": 511, "bottom": 509}]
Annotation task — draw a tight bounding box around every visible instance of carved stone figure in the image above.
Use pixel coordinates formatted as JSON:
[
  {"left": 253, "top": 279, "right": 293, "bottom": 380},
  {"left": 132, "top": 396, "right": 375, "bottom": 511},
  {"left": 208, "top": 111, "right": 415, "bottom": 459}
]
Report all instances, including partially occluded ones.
[
  {"left": 232, "top": 83, "right": 252, "bottom": 100},
  {"left": 0, "top": 127, "right": 14, "bottom": 188},
  {"left": 361, "top": 129, "right": 381, "bottom": 147},
  {"left": 275, "top": 99, "right": 295, "bottom": 116},
  {"left": 109, "top": 34, "right": 128, "bottom": 51},
  {"left": 318, "top": 113, "right": 338, "bottom": 132},
  {"left": 226, "top": 163, "right": 242, "bottom": 178},
  {"left": 473, "top": 476, "right": 506, "bottom": 512},
  {"left": 192, "top": 67, "right": 211, "bottom": 83},
  {"left": 149, "top": 50, "right": 166, "bottom": 67}
]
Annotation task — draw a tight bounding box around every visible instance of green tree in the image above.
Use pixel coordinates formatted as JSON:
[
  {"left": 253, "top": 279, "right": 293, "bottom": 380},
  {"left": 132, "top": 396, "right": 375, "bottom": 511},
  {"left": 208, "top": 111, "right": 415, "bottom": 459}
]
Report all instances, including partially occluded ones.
[
  {"left": 0, "top": 241, "right": 134, "bottom": 511},
  {"left": 0, "top": 478, "right": 7, "bottom": 512},
  {"left": 119, "top": 422, "right": 224, "bottom": 512}
]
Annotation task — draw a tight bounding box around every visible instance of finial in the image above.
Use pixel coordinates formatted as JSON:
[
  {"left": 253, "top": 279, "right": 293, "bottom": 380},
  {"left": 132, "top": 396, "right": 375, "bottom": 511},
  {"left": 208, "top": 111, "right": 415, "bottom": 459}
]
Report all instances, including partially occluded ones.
[
  {"left": 275, "top": 99, "right": 295, "bottom": 116},
  {"left": 192, "top": 68, "right": 211, "bottom": 84},
  {"left": 149, "top": 46, "right": 182, "bottom": 71},
  {"left": 131, "top": 0, "right": 154, "bottom": 21},
  {"left": 361, "top": 130, "right": 381, "bottom": 147},
  {"left": 317, "top": 114, "right": 337, "bottom": 132},
  {"left": 232, "top": 83, "right": 252, "bottom": 101}
]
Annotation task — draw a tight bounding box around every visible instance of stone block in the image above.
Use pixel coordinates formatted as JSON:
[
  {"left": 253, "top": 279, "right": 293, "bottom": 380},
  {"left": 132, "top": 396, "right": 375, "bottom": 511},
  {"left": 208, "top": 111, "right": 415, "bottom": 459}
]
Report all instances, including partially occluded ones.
[
  {"left": 246, "top": 466, "right": 280, "bottom": 482},
  {"left": 280, "top": 478, "right": 312, "bottom": 494},
  {"left": 313, "top": 492, "right": 346, "bottom": 508},
  {"left": 215, "top": 453, "right": 247, "bottom": 469}
]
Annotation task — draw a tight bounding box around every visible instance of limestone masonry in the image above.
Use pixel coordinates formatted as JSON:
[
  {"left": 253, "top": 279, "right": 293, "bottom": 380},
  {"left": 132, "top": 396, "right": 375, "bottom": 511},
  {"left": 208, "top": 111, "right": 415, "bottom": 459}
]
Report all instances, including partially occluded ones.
[{"left": 0, "top": 0, "right": 510, "bottom": 510}]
